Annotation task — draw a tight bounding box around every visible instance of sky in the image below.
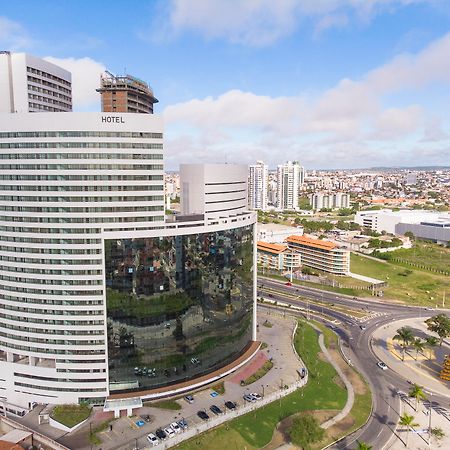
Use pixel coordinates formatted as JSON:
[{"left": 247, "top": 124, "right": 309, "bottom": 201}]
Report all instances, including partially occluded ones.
[{"left": 1, "top": 0, "right": 450, "bottom": 170}]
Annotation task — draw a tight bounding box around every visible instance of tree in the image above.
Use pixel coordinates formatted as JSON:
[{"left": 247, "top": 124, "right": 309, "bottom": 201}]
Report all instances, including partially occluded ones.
[
  {"left": 393, "top": 327, "right": 414, "bottom": 361},
  {"left": 408, "top": 384, "right": 427, "bottom": 411},
  {"left": 355, "top": 441, "right": 372, "bottom": 450},
  {"left": 424, "top": 336, "right": 439, "bottom": 360},
  {"left": 289, "top": 414, "right": 325, "bottom": 449},
  {"left": 399, "top": 413, "right": 419, "bottom": 448},
  {"left": 425, "top": 314, "right": 450, "bottom": 346},
  {"left": 411, "top": 338, "right": 425, "bottom": 361}
]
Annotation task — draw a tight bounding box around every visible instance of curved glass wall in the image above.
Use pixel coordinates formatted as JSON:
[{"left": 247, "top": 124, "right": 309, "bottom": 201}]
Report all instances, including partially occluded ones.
[{"left": 105, "top": 225, "right": 254, "bottom": 393}]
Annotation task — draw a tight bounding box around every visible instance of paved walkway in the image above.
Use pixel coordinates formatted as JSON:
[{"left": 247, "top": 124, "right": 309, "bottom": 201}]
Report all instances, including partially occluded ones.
[
  {"left": 348, "top": 271, "right": 384, "bottom": 285},
  {"left": 313, "top": 329, "right": 355, "bottom": 429}
]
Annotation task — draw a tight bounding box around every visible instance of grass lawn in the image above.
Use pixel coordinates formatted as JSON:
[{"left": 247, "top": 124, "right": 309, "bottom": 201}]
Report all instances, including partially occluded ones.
[
  {"left": 144, "top": 399, "right": 181, "bottom": 410},
  {"left": 385, "top": 241, "right": 450, "bottom": 273},
  {"left": 211, "top": 382, "right": 225, "bottom": 395},
  {"left": 51, "top": 404, "right": 91, "bottom": 428},
  {"left": 351, "top": 253, "right": 450, "bottom": 306},
  {"left": 176, "top": 320, "right": 347, "bottom": 449}
]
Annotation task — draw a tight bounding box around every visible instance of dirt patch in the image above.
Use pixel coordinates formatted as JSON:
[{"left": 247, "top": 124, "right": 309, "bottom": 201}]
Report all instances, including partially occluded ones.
[
  {"left": 317, "top": 351, "right": 327, "bottom": 362},
  {"left": 262, "top": 410, "right": 339, "bottom": 450},
  {"left": 332, "top": 375, "right": 345, "bottom": 389},
  {"left": 313, "top": 413, "right": 356, "bottom": 449},
  {"left": 329, "top": 348, "right": 367, "bottom": 395}
]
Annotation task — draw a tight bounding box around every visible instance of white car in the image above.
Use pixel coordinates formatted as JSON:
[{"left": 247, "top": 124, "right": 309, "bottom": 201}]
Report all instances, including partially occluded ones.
[
  {"left": 170, "top": 421, "right": 181, "bottom": 433},
  {"left": 164, "top": 427, "right": 175, "bottom": 438},
  {"left": 147, "top": 433, "right": 159, "bottom": 446},
  {"left": 377, "top": 361, "right": 388, "bottom": 370},
  {"left": 251, "top": 393, "right": 262, "bottom": 401}
]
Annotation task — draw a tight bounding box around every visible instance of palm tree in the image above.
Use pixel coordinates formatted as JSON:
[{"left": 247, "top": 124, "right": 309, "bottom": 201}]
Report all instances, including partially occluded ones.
[
  {"left": 411, "top": 338, "right": 425, "bottom": 360},
  {"left": 393, "top": 327, "right": 414, "bottom": 361},
  {"left": 425, "top": 336, "right": 439, "bottom": 360},
  {"left": 408, "top": 384, "right": 427, "bottom": 411},
  {"left": 399, "top": 413, "right": 419, "bottom": 448},
  {"left": 355, "top": 441, "right": 372, "bottom": 450}
]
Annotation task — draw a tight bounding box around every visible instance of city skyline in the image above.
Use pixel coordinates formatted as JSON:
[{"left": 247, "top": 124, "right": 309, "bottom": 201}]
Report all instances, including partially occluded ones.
[{"left": 1, "top": 0, "right": 450, "bottom": 169}]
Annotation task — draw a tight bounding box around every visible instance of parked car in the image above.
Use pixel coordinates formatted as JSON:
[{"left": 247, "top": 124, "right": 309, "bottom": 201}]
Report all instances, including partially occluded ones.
[
  {"left": 184, "top": 394, "right": 194, "bottom": 403},
  {"left": 243, "top": 394, "right": 256, "bottom": 403},
  {"left": 225, "top": 401, "right": 236, "bottom": 410},
  {"left": 250, "top": 393, "right": 262, "bottom": 401},
  {"left": 164, "top": 427, "right": 175, "bottom": 438},
  {"left": 170, "top": 422, "right": 181, "bottom": 433},
  {"left": 143, "top": 415, "right": 152, "bottom": 423},
  {"left": 155, "top": 429, "right": 166, "bottom": 440},
  {"left": 210, "top": 404, "right": 222, "bottom": 415},
  {"left": 178, "top": 418, "right": 188, "bottom": 430},
  {"left": 377, "top": 361, "right": 388, "bottom": 370},
  {"left": 197, "top": 410, "right": 209, "bottom": 421},
  {"left": 147, "top": 433, "right": 159, "bottom": 446}
]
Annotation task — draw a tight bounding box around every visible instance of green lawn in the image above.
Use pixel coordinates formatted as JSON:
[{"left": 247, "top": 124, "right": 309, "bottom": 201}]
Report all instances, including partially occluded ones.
[
  {"left": 242, "top": 360, "right": 274, "bottom": 385},
  {"left": 144, "top": 399, "right": 181, "bottom": 410},
  {"left": 51, "top": 404, "right": 91, "bottom": 428},
  {"left": 177, "top": 320, "right": 347, "bottom": 449},
  {"left": 351, "top": 253, "right": 450, "bottom": 306},
  {"left": 380, "top": 241, "right": 450, "bottom": 273}
]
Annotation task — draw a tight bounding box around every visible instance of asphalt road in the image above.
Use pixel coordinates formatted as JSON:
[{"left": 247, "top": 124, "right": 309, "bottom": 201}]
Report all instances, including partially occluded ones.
[{"left": 257, "top": 277, "right": 449, "bottom": 450}]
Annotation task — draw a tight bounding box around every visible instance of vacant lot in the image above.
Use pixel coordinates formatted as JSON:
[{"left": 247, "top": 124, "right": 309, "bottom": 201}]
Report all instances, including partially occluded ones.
[{"left": 351, "top": 253, "right": 450, "bottom": 306}]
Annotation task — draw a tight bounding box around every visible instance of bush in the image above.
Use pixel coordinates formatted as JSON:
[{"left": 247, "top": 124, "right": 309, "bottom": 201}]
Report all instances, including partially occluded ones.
[{"left": 289, "top": 414, "right": 325, "bottom": 449}]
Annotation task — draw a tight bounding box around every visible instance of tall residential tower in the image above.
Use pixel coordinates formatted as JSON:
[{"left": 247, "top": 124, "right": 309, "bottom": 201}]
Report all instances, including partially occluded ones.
[
  {"left": 248, "top": 161, "right": 268, "bottom": 211},
  {"left": 276, "top": 161, "right": 303, "bottom": 210}
]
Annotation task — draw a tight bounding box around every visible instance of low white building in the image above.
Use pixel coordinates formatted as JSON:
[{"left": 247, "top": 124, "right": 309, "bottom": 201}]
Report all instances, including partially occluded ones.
[
  {"left": 257, "top": 223, "right": 303, "bottom": 243},
  {"left": 355, "top": 209, "right": 450, "bottom": 243}
]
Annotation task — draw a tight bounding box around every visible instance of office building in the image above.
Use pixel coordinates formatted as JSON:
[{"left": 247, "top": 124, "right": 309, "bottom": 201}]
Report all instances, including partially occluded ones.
[
  {"left": 97, "top": 71, "right": 158, "bottom": 114},
  {"left": 286, "top": 235, "right": 350, "bottom": 275},
  {"left": 0, "top": 52, "right": 72, "bottom": 113},
  {"left": 248, "top": 160, "right": 268, "bottom": 210},
  {"left": 0, "top": 112, "right": 257, "bottom": 414},
  {"left": 277, "top": 161, "right": 303, "bottom": 210},
  {"left": 180, "top": 163, "right": 248, "bottom": 221}
]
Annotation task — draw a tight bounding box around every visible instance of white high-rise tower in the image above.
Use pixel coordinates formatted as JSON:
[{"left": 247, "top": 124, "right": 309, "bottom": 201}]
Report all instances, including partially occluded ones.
[
  {"left": 276, "top": 161, "right": 302, "bottom": 210},
  {"left": 248, "top": 161, "right": 268, "bottom": 211},
  {"left": 0, "top": 52, "right": 72, "bottom": 113}
]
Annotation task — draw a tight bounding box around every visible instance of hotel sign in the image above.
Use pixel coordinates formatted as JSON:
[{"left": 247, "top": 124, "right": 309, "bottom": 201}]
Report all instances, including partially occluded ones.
[{"left": 102, "top": 116, "right": 125, "bottom": 123}]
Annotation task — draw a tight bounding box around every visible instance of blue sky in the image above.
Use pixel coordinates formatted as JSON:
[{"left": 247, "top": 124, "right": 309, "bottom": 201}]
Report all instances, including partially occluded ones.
[{"left": 1, "top": 0, "right": 450, "bottom": 170}]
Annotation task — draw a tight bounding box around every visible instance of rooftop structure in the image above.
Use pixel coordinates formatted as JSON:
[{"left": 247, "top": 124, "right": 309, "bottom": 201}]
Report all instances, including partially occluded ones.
[{"left": 97, "top": 71, "right": 158, "bottom": 114}]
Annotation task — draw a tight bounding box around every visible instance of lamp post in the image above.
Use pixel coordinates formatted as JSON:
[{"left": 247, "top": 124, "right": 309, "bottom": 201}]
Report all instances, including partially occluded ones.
[
  {"left": 427, "top": 392, "right": 432, "bottom": 447},
  {"left": 262, "top": 384, "right": 265, "bottom": 399}
]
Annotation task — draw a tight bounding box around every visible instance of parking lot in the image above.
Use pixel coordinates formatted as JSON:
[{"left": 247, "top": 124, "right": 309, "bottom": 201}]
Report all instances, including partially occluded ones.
[{"left": 63, "top": 308, "right": 304, "bottom": 450}]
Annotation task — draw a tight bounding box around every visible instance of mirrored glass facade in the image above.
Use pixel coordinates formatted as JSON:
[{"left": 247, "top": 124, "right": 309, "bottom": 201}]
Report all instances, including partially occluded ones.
[{"left": 105, "top": 225, "right": 254, "bottom": 393}]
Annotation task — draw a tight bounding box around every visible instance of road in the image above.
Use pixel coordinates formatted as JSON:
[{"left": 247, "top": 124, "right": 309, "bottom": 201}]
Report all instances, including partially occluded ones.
[{"left": 257, "top": 277, "right": 449, "bottom": 450}]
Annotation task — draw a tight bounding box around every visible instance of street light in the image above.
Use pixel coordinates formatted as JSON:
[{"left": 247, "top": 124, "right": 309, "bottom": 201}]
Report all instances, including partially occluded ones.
[
  {"left": 427, "top": 392, "right": 432, "bottom": 447},
  {"left": 261, "top": 384, "right": 265, "bottom": 399}
]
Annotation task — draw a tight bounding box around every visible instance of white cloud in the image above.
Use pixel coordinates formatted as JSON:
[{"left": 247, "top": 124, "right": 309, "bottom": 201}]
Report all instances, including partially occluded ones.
[
  {"left": 44, "top": 56, "right": 106, "bottom": 110},
  {"left": 155, "top": 0, "right": 435, "bottom": 45},
  {"left": 0, "top": 16, "right": 32, "bottom": 50},
  {"left": 164, "top": 31, "right": 450, "bottom": 168}
]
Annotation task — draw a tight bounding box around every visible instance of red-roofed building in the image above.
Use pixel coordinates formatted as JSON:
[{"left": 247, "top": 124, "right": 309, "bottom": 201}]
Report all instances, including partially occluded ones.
[
  {"left": 286, "top": 235, "right": 350, "bottom": 275},
  {"left": 257, "top": 241, "right": 301, "bottom": 272}
]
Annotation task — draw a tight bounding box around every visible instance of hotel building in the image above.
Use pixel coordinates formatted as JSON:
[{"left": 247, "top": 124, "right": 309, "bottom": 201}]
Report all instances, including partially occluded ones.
[
  {"left": 0, "top": 112, "right": 257, "bottom": 414},
  {"left": 0, "top": 52, "right": 72, "bottom": 113}
]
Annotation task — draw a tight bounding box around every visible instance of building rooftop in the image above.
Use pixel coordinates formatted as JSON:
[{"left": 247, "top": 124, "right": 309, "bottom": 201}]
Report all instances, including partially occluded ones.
[
  {"left": 286, "top": 235, "right": 337, "bottom": 251},
  {"left": 257, "top": 241, "right": 288, "bottom": 254}
]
